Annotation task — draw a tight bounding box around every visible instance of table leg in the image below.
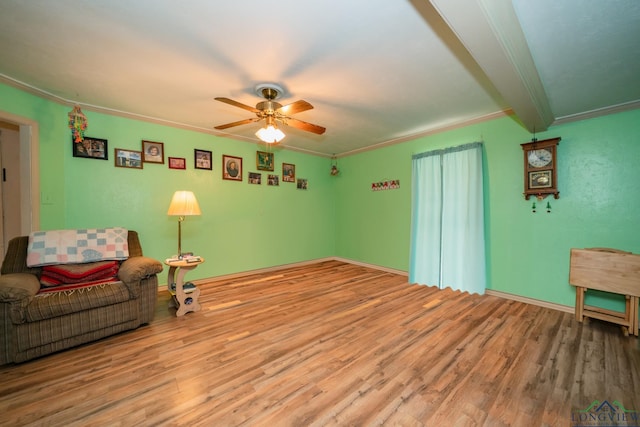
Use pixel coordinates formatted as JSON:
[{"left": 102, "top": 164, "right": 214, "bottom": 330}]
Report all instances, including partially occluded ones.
[
  {"left": 575, "top": 287, "right": 585, "bottom": 322},
  {"left": 631, "top": 296, "right": 639, "bottom": 337}
]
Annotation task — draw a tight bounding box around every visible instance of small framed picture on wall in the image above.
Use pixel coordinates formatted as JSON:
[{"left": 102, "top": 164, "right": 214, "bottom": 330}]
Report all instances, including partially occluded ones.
[
  {"left": 142, "top": 140, "right": 164, "bottom": 164},
  {"left": 256, "top": 151, "right": 274, "bottom": 171},
  {"left": 114, "top": 148, "right": 143, "bottom": 169},
  {"left": 222, "top": 154, "right": 242, "bottom": 181},
  {"left": 194, "top": 149, "right": 212, "bottom": 170},
  {"left": 282, "top": 163, "right": 295, "bottom": 182},
  {"left": 73, "top": 136, "right": 108, "bottom": 160},
  {"left": 268, "top": 174, "right": 279, "bottom": 186},
  {"left": 168, "top": 157, "right": 186, "bottom": 170},
  {"left": 248, "top": 172, "right": 262, "bottom": 184}
]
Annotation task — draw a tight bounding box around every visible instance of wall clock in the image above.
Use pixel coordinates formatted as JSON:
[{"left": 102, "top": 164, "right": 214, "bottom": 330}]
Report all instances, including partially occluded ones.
[{"left": 520, "top": 137, "right": 561, "bottom": 200}]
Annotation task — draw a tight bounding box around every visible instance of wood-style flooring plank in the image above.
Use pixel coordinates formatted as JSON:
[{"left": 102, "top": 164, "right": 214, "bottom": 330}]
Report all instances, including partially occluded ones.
[{"left": 1, "top": 260, "right": 639, "bottom": 426}]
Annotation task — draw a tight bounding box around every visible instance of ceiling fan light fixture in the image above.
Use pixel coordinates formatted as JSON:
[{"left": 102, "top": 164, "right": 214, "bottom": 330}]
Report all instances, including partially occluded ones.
[{"left": 255, "top": 124, "right": 285, "bottom": 143}]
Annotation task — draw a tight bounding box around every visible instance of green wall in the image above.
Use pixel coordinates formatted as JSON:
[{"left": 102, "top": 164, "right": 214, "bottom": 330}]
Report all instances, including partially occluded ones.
[
  {"left": 2, "top": 81, "right": 639, "bottom": 310},
  {"left": 0, "top": 83, "right": 336, "bottom": 282},
  {"left": 335, "top": 110, "right": 640, "bottom": 308}
]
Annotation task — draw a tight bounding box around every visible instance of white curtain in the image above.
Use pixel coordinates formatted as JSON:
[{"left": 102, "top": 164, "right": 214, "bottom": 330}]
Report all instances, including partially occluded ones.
[{"left": 409, "top": 142, "right": 486, "bottom": 294}]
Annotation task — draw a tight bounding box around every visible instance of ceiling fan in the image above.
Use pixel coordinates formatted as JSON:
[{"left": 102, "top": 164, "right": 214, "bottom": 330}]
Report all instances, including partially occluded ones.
[{"left": 214, "top": 84, "right": 326, "bottom": 143}]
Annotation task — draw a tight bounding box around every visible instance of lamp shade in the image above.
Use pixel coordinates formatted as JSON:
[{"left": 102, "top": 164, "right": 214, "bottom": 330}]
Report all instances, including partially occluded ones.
[
  {"left": 167, "top": 191, "right": 201, "bottom": 216},
  {"left": 255, "top": 125, "right": 285, "bottom": 143}
]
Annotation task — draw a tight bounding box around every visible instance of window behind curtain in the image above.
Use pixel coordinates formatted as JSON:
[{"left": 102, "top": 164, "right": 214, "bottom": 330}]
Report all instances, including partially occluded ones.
[{"left": 409, "top": 142, "right": 486, "bottom": 295}]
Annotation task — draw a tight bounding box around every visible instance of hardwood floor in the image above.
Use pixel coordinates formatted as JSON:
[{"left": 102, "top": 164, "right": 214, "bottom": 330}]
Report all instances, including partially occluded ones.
[{"left": 1, "top": 260, "right": 639, "bottom": 426}]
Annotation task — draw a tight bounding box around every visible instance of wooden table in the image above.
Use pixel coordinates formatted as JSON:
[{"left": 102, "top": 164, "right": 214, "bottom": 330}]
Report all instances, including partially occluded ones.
[
  {"left": 569, "top": 248, "right": 640, "bottom": 336},
  {"left": 165, "top": 257, "right": 204, "bottom": 316}
]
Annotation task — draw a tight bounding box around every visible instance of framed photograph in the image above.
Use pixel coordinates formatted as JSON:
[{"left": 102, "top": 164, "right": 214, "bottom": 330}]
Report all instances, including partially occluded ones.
[
  {"left": 282, "top": 163, "right": 295, "bottom": 182},
  {"left": 142, "top": 140, "right": 164, "bottom": 164},
  {"left": 223, "top": 155, "right": 242, "bottom": 181},
  {"left": 195, "top": 149, "right": 212, "bottom": 170},
  {"left": 73, "top": 136, "right": 108, "bottom": 160},
  {"left": 248, "top": 172, "right": 262, "bottom": 185},
  {"left": 256, "top": 151, "right": 274, "bottom": 171},
  {"left": 297, "top": 178, "right": 308, "bottom": 190},
  {"left": 268, "top": 174, "right": 279, "bottom": 186},
  {"left": 529, "top": 170, "right": 552, "bottom": 189},
  {"left": 114, "top": 148, "right": 143, "bottom": 169},
  {"left": 168, "top": 157, "right": 186, "bottom": 170}
]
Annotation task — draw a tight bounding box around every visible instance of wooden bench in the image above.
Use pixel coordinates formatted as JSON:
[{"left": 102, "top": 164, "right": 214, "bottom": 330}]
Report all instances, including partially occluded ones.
[{"left": 569, "top": 248, "right": 640, "bottom": 337}]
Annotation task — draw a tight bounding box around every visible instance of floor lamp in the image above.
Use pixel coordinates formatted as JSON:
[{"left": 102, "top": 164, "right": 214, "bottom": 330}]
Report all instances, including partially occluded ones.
[{"left": 167, "top": 190, "right": 201, "bottom": 258}]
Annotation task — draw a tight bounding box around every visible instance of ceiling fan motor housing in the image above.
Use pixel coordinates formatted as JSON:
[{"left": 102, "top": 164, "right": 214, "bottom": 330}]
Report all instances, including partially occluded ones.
[
  {"left": 256, "top": 84, "right": 284, "bottom": 116},
  {"left": 256, "top": 100, "right": 282, "bottom": 115}
]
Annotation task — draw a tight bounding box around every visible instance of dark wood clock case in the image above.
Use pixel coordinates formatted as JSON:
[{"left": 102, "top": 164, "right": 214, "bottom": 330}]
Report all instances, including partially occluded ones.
[{"left": 520, "top": 137, "right": 561, "bottom": 200}]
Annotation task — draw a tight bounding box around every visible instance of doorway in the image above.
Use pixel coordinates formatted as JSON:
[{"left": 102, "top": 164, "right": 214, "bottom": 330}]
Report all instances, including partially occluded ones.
[{"left": 0, "top": 111, "right": 40, "bottom": 256}]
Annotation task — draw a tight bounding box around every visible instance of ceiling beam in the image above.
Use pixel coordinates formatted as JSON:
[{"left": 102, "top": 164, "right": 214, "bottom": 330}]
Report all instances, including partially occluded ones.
[{"left": 429, "top": 0, "right": 554, "bottom": 132}]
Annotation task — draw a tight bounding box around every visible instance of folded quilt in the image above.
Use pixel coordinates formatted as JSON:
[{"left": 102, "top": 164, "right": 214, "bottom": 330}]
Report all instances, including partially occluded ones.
[{"left": 27, "top": 227, "right": 129, "bottom": 267}]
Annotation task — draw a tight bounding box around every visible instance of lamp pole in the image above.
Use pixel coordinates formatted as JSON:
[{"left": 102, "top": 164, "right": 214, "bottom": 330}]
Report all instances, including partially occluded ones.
[{"left": 177, "top": 215, "right": 185, "bottom": 258}]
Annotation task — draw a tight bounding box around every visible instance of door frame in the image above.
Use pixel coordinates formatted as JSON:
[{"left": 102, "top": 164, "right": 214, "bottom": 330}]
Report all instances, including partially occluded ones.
[{"left": 0, "top": 110, "right": 40, "bottom": 237}]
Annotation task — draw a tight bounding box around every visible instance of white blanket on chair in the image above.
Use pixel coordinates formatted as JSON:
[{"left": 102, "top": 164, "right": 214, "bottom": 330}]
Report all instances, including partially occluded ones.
[{"left": 26, "top": 227, "right": 129, "bottom": 267}]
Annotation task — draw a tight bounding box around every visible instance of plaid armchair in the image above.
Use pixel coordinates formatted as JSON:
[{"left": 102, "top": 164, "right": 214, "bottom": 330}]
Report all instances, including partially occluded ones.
[{"left": 0, "top": 230, "right": 162, "bottom": 364}]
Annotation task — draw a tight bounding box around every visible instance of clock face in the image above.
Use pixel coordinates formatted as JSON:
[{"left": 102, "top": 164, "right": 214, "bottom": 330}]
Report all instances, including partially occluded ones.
[{"left": 528, "top": 149, "right": 552, "bottom": 168}]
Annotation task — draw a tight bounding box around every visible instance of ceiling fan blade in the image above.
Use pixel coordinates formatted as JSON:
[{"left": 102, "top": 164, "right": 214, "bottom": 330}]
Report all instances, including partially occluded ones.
[
  {"left": 284, "top": 117, "right": 326, "bottom": 135},
  {"left": 277, "top": 100, "right": 313, "bottom": 116},
  {"left": 215, "top": 97, "right": 260, "bottom": 113},
  {"left": 214, "top": 117, "right": 260, "bottom": 130}
]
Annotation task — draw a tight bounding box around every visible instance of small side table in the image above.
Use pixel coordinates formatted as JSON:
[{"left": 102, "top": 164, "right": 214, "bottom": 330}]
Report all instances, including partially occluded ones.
[{"left": 165, "top": 258, "right": 205, "bottom": 317}]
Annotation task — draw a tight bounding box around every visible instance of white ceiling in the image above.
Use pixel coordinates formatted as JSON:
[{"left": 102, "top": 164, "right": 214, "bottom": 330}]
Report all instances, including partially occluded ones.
[{"left": 0, "top": 0, "right": 638, "bottom": 157}]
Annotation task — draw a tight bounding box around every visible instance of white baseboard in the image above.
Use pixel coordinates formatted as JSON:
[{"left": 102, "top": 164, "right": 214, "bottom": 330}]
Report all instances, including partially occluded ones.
[
  {"left": 331, "top": 257, "right": 409, "bottom": 276},
  {"left": 186, "top": 257, "right": 408, "bottom": 286},
  {"left": 485, "top": 289, "right": 574, "bottom": 314},
  {"left": 184, "top": 257, "right": 336, "bottom": 286}
]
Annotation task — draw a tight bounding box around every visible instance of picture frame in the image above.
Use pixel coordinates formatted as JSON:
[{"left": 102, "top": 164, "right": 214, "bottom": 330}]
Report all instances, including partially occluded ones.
[
  {"left": 73, "top": 136, "right": 108, "bottom": 160},
  {"left": 168, "top": 157, "right": 186, "bottom": 170},
  {"left": 282, "top": 163, "right": 295, "bottom": 182},
  {"left": 114, "top": 148, "right": 143, "bottom": 169},
  {"left": 222, "top": 154, "right": 242, "bottom": 181},
  {"left": 297, "top": 178, "right": 308, "bottom": 190},
  {"left": 248, "top": 172, "right": 262, "bottom": 185},
  {"left": 256, "top": 151, "right": 274, "bottom": 171},
  {"left": 142, "top": 140, "right": 164, "bottom": 164},
  {"left": 268, "top": 174, "right": 279, "bottom": 186},
  {"left": 194, "top": 149, "right": 212, "bottom": 170}
]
